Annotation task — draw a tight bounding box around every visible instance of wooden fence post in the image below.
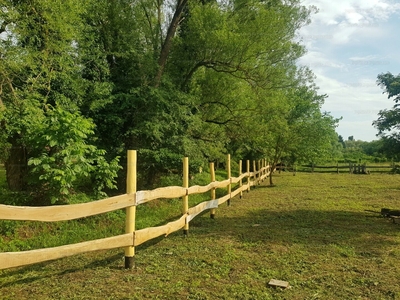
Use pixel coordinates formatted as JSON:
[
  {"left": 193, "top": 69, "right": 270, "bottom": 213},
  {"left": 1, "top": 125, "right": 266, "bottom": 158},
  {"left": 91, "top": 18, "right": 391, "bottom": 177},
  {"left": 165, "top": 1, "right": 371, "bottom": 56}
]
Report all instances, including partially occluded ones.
[
  {"left": 239, "top": 160, "right": 243, "bottom": 199},
  {"left": 247, "top": 160, "right": 250, "bottom": 192},
  {"left": 125, "top": 150, "right": 137, "bottom": 269},
  {"left": 263, "top": 159, "right": 266, "bottom": 180},
  {"left": 253, "top": 160, "right": 257, "bottom": 186},
  {"left": 183, "top": 157, "right": 189, "bottom": 236},
  {"left": 227, "top": 154, "right": 231, "bottom": 206},
  {"left": 210, "top": 162, "right": 216, "bottom": 218},
  {"left": 258, "top": 160, "right": 261, "bottom": 185}
]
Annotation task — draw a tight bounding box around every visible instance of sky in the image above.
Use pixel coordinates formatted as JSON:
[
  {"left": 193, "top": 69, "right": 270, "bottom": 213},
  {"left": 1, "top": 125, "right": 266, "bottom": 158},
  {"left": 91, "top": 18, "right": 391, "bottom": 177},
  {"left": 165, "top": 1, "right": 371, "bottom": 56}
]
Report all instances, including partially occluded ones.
[{"left": 297, "top": 0, "right": 400, "bottom": 142}]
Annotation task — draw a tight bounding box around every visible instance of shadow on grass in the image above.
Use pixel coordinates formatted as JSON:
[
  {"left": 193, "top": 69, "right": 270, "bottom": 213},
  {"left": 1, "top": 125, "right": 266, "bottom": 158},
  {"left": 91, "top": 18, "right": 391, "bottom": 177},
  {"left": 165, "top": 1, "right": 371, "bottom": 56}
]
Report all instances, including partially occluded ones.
[
  {"left": 0, "top": 252, "right": 123, "bottom": 288},
  {"left": 0, "top": 226, "right": 181, "bottom": 288},
  {"left": 189, "top": 207, "right": 400, "bottom": 255},
  {"left": 1, "top": 208, "right": 398, "bottom": 289}
]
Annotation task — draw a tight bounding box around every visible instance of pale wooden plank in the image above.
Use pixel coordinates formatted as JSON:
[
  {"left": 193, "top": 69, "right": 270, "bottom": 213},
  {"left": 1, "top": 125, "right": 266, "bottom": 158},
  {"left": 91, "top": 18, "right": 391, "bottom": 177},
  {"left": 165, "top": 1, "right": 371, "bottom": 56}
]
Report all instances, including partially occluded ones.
[
  {"left": 131, "top": 177, "right": 246, "bottom": 206},
  {"left": 187, "top": 200, "right": 219, "bottom": 222},
  {"left": 268, "top": 279, "right": 290, "bottom": 288},
  {"left": 231, "top": 173, "right": 247, "bottom": 184},
  {"left": 217, "top": 194, "right": 231, "bottom": 205},
  {"left": 134, "top": 215, "right": 186, "bottom": 246},
  {"left": 187, "top": 179, "right": 230, "bottom": 195},
  {"left": 231, "top": 187, "right": 242, "bottom": 198},
  {"left": 136, "top": 180, "right": 234, "bottom": 205},
  {"left": 188, "top": 185, "right": 246, "bottom": 222},
  {"left": 212, "top": 178, "right": 231, "bottom": 189},
  {"left": 135, "top": 186, "right": 187, "bottom": 205},
  {"left": 0, "top": 194, "right": 135, "bottom": 222},
  {"left": 0, "top": 233, "right": 133, "bottom": 270},
  {"left": 261, "top": 172, "right": 271, "bottom": 181},
  {"left": 237, "top": 184, "right": 249, "bottom": 194},
  {"left": 187, "top": 184, "right": 211, "bottom": 195}
]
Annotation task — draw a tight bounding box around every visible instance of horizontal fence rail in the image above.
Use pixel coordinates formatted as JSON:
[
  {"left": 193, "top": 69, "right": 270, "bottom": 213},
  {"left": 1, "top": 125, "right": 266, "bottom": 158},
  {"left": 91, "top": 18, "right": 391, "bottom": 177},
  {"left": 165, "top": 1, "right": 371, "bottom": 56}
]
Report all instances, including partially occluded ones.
[
  {"left": 0, "top": 151, "right": 271, "bottom": 270},
  {"left": 300, "top": 163, "right": 395, "bottom": 173}
]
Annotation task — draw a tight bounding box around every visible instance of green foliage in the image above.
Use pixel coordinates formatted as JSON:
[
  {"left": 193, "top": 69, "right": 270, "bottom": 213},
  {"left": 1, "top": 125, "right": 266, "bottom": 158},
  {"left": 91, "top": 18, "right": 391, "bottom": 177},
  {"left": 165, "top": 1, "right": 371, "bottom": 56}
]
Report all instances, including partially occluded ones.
[
  {"left": 337, "top": 137, "right": 389, "bottom": 163},
  {"left": 27, "top": 107, "right": 120, "bottom": 203},
  {"left": 0, "top": 109, "right": 10, "bottom": 164},
  {"left": 0, "top": 0, "right": 342, "bottom": 196},
  {"left": 376, "top": 72, "right": 400, "bottom": 103},
  {"left": 372, "top": 72, "right": 400, "bottom": 160},
  {"left": 0, "top": 0, "right": 121, "bottom": 200},
  {"left": 239, "top": 74, "right": 340, "bottom": 177}
]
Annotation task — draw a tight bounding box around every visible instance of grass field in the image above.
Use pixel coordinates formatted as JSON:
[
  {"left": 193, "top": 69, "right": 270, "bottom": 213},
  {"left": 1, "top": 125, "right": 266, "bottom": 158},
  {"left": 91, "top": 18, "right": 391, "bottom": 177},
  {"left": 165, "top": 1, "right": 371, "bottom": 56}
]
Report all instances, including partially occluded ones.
[{"left": 1, "top": 172, "right": 400, "bottom": 299}]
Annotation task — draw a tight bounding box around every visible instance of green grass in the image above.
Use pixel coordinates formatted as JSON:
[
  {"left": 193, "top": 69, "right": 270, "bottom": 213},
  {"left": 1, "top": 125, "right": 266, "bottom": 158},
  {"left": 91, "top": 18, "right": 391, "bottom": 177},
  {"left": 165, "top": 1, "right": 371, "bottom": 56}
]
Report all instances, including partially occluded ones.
[{"left": 2, "top": 172, "right": 400, "bottom": 299}]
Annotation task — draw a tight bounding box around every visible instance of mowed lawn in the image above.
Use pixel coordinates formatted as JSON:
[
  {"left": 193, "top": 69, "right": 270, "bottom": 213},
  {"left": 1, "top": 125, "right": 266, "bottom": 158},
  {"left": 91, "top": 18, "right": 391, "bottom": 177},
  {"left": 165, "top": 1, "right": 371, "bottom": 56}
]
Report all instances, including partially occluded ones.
[{"left": 1, "top": 172, "right": 400, "bottom": 299}]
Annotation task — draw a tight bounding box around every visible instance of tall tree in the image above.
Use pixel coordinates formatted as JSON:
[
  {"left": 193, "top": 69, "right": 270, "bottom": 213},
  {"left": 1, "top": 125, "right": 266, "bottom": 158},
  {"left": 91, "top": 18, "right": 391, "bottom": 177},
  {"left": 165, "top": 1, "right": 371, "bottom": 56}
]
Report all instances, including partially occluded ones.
[
  {"left": 82, "top": 0, "right": 317, "bottom": 186},
  {"left": 0, "top": 0, "right": 334, "bottom": 195},
  {"left": 0, "top": 0, "right": 119, "bottom": 202},
  {"left": 239, "top": 74, "right": 339, "bottom": 185},
  {"left": 373, "top": 72, "right": 400, "bottom": 138},
  {"left": 372, "top": 72, "right": 400, "bottom": 160}
]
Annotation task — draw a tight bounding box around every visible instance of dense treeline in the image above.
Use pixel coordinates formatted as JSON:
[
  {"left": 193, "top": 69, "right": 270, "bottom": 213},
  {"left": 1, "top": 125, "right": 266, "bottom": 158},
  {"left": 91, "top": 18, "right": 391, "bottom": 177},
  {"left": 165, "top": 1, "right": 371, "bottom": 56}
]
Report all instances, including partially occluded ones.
[
  {"left": 336, "top": 136, "right": 387, "bottom": 163},
  {"left": 0, "top": 0, "right": 340, "bottom": 203}
]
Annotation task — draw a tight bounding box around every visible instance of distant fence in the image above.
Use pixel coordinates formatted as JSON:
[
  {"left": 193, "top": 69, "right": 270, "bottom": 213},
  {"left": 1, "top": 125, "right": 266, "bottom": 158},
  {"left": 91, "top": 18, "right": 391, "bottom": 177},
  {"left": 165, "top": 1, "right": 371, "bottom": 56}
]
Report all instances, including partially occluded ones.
[
  {"left": 300, "top": 163, "right": 395, "bottom": 174},
  {"left": 0, "top": 151, "right": 271, "bottom": 270}
]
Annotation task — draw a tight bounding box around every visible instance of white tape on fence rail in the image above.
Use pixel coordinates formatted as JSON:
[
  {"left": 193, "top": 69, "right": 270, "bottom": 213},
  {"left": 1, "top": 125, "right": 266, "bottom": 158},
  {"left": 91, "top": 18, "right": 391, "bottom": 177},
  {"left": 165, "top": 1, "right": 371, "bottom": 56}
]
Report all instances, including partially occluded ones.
[{"left": 186, "top": 199, "right": 219, "bottom": 223}]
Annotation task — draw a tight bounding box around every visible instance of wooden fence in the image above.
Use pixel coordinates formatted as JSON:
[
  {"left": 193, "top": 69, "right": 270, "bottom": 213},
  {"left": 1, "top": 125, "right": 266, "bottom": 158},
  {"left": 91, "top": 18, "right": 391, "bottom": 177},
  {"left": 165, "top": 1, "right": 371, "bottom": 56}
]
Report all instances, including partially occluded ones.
[
  {"left": 301, "top": 163, "right": 395, "bottom": 174},
  {"left": 0, "top": 151, "right": 271, "bottom": 270}
]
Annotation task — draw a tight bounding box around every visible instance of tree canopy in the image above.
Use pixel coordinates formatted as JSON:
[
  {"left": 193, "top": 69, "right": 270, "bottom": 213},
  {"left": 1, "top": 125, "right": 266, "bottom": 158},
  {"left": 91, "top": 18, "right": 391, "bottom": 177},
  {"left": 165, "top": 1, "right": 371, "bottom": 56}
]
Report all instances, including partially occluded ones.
[
  {"left": 0, "top": 0, "right": 340, "bottom": 199},
  {"left": 372, "top": 72, "right": 400, "bottom": 160}
]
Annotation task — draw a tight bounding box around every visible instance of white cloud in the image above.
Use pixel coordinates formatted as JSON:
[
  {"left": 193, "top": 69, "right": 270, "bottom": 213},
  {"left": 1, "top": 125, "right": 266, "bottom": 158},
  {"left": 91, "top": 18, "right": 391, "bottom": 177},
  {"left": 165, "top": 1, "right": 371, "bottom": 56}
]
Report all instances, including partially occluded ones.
[
  {"left": 304, "top": 0, "right": 400, "bottom": 23},
  {"left": 336, "top": 120, "right": 379, "bottom": 141},
  {"left": 344, "top": 10, "right": 364, "bottom": 24},
  {"left": 300, "top": 0, "right": 400, "bottom": 45},
  {"left": 298, "top": 51, "right": 346, "bottom": 70},
  {"left": 296, "top": 0, "right": 400, "bottom": 141}
]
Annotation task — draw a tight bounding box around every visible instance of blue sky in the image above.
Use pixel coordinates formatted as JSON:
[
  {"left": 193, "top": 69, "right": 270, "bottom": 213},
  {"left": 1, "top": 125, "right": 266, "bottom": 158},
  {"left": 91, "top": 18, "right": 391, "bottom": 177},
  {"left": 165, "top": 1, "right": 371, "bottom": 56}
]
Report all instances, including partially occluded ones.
[{"left": 297, "top": 0, "right": 400, "bottom": 141}]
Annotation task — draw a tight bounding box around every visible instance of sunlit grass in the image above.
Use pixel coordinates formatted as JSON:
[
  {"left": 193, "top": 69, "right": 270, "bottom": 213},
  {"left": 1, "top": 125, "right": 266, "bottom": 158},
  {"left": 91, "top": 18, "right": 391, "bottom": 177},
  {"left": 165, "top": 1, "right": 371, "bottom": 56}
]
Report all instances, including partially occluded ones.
[{"left": 1, "top": 171, "right": 400, "bottom": 299}]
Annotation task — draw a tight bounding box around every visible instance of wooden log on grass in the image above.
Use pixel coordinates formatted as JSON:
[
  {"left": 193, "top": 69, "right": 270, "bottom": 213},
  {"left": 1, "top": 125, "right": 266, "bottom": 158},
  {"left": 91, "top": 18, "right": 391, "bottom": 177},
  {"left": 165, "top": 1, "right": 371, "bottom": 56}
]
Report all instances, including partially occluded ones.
[{"left": 381, "top": 208, "right": 400, "bottom": 217}]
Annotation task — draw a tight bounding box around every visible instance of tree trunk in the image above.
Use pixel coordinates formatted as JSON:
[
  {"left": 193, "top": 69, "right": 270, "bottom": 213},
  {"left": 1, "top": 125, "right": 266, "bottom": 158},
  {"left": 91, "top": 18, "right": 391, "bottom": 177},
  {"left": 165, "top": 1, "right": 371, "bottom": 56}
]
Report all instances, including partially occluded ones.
[
  {"left": 154, "top": 0, "right": 188, "bottom": 87},
  {"left": 5, "top": 142, "right": 28, "bottom": 191},
  {"left": 269, "top": 164, "right": 275, "bottom": 186}
]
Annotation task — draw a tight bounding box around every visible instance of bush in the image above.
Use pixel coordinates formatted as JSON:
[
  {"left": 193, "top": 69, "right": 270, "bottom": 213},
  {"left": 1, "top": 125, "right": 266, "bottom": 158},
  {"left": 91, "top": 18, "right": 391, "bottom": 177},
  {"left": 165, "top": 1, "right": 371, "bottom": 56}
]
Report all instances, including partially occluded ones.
[{"left": 27, "top": 107, "right": 120, "bottom": 203}]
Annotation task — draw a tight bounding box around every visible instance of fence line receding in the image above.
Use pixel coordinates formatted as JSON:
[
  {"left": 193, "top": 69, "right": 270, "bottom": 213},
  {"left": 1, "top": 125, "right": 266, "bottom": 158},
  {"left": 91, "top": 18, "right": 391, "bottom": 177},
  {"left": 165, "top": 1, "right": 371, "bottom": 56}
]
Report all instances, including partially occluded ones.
[{"left": 0, "top": 151, "right": 271, "bottom": 270}]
